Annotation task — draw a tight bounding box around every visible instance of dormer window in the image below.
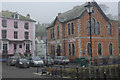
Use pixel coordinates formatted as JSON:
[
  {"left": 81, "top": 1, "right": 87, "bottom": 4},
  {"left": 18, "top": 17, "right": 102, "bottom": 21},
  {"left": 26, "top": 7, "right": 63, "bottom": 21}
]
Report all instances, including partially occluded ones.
[
  {"left": 12, "top": 13, "right": 19, "bottom": 19},
  {"left": 15, "top": 14, "right": 18, "bottom": 19}
]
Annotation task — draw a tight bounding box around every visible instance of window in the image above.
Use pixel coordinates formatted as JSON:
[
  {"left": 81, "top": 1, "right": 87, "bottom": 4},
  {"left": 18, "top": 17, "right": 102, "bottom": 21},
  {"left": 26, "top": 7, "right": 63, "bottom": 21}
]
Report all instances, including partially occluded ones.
[
  {"left": 2, "top": 30, "right": 7, "bottom": 38},
  {"left": 119, "top": 29, "right": 120, "bottom": 36},
  {"left": 57, "top": 26, "right": 59, "bottom": 37},
  {"left": 26, "top": 43, "right": 30, "bottom": 52},
  {"left": 68, "top": 43, "right": 75, "bottom": 56},
  {"left": 98, "top": 43, "right": 102, "bottom": 56},
  {"left": 3, "top": 43, "right": 8, "bottom": 53},
  {"left": 50, "top": 28, "right": 54, "bottom": 39},
  {"left": 72, "top": 44, "right": 75, "bottom": 56},
  {"left": 71, "top": 22, "right": 74, "bottom": 34},
  {"left": 68, "top": 44, "right": 71, "bottom": 55},
  {"left": 108, "top": 23, "right": 112, "bottom": 35},
  {"left": 14, "top": 31, "right": 18, "bottom": 39},
  {"left": 87, "top": 43, "right": 91, "bottom": 56},
  {"left": 50, "top": 29, "right": 52, "bottom": 39},
  {"left": 87, "top": 21, "right": 90, "bottom": 34},
  {"left": 68, "top": 23, "right": 71, "bottom": 35},
  {"left": 15, "top": 14, "right": 18, "bottom": 19},
  {"left": 68, "top": 22, "right": 74, "bottom": 35},
  {"left": 109, "top": 43, "right": 113, "bottom": 56},
  {"left": 96, "top": 22, "right": 100, "bottom": 34},
  {"left": 19, "top": 45, "right": 22, "bottom": 48},
  {"left": 2, "top": 20, "right": 7, "bottom": 27},
  {"left": 53, "top": 28, "right": 54, "bottom": 38},
  {"left": 24, "top": 22, "right": 29, "bottom": 29},
  {"left": 51, "top": 45, "right": 55, "bottom": 56},
  {"left": 14, "top": 21, "right": 18, "bottom": 28},
  {"left": 92, "top": 18, "right": 96, "bottom": 34},
  {"left": 25, "top": 32, "right": 29, "bottom": 39}
]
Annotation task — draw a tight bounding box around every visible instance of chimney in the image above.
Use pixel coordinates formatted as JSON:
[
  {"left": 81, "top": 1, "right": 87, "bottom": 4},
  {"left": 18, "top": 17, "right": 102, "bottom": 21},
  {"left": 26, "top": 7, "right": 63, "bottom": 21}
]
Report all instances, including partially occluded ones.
[
  {"left": 26, "top": 14, "right": 30, "bottom": 18},
  {"left": 58, "top": 13, "right": 61, "bottom": 16}
]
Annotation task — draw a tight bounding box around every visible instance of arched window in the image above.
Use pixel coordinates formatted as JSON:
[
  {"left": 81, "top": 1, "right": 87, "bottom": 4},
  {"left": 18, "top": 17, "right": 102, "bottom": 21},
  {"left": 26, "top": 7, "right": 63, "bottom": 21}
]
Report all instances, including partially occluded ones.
[
  {"left": 108, "top": 23, "right": 112, "bottom": 35},
  {"left": 92, "top": 18, "right": 96, "bottom": 34},
  {"left": 96, "top": 22, "right": 100, "bottom": 34},
  {"left": 98, "top": 43, "right": 102, "bottom": 55},
  {"left": 109, "top": 43, "right": 113, "bottom": 56},
  {"left": 87, "top": 43, "right": 91, "bottom": 56},
  {"left": 87, "top": 21, "right": 90, "bottom": 34}
]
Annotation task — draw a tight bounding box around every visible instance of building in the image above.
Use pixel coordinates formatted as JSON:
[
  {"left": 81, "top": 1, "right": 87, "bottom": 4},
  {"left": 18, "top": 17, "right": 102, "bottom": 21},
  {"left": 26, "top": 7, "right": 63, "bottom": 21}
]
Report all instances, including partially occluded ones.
[
  {"left": 35, "top": 36, "right": 48, "bottom": 56},
  {"left": 46, "top": 1, "right": 119, "bottom": 60},
  {"left": 0, "top": 10, "right": 36, "bottom": 59}
]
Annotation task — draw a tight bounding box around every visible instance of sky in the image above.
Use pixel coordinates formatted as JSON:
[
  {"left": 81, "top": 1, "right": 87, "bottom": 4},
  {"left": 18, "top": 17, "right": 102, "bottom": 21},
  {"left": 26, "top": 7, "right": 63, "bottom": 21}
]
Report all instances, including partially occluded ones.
[{"left": 0, "top": 0, "right": 119, "bottom": 23}]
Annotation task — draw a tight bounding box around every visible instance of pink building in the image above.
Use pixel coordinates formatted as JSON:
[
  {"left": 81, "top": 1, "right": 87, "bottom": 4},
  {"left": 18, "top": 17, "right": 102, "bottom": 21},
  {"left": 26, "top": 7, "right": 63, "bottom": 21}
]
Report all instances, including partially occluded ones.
[{"left": 0, "top": 10, "right": 36, "bottom": 59}]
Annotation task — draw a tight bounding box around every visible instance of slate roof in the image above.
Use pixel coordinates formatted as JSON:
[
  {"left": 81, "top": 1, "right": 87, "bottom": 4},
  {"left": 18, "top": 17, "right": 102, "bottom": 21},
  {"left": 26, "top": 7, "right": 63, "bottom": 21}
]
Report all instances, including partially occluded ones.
[
  {"left": 0, "top": 10, "right": 36, "bottom": 22},
  {"left": 47, "top": 2, "right": 109, "bottom": 29}
]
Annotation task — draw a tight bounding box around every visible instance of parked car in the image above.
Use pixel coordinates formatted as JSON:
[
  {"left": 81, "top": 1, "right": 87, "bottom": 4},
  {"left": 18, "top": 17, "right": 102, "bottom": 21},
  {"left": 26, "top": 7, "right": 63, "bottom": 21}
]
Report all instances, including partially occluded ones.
[
  {"left": 15, "top": 58, "right": 30, "bottom": 68},
  {"left": 54, "top": 56, "right": 70, "bottom": 65},
  {"left": 30, "top": 57, "right": 44, "bottom": 67},
  {"left": 39, "top": 56, "right": 54, "bottom": 66},
  {"left": 7, "top": 56, "right": 18, "bottom": 66}
]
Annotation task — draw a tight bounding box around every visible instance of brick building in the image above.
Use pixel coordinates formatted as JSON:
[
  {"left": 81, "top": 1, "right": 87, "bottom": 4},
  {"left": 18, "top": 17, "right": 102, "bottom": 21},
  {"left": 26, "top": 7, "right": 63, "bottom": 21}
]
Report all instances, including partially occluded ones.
[{"left": 46, "top": 2, "right": 119, "bottom": 60}]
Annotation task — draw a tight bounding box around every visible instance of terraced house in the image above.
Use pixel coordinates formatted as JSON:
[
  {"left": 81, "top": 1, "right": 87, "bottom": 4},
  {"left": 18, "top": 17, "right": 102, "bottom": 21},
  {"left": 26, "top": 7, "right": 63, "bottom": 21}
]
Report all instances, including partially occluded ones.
[
  {"left": 0, "top": 10, "right": 36, "bottom": 59},
  {"left": 46, "top": 1, "right": 119, "bottom": 60}
]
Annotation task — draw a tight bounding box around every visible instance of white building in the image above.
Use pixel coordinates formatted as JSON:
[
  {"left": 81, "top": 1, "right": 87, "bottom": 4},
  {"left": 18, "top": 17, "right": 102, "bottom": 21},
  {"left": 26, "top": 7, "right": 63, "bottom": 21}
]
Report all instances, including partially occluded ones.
[{"left": 35, "top": 37, "right": 47, "bottom": 56}]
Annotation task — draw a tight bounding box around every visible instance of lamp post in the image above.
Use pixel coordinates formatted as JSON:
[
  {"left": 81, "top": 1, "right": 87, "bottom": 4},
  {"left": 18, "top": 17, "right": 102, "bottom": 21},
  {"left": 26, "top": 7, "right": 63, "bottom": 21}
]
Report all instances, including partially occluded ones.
[
  {"left": 85, "top": 2, "right": 93, "bottom": 66},
  {"left": 46, "top": 39, "right": 48, "bottom": 56}
]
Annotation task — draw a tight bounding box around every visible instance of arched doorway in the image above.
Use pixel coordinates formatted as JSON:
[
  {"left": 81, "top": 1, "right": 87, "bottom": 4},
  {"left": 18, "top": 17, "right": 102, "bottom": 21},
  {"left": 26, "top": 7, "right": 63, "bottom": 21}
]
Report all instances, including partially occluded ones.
[{"left": 57, "top": 45, "right": 61, "bottom": 56}]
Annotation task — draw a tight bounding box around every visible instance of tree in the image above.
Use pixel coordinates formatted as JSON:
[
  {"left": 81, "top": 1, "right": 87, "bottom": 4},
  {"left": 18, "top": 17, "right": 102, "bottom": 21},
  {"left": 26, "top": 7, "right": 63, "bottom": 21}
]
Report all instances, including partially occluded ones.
[{"left": 99, "top": 4, "right": 118, "bottom": 20}]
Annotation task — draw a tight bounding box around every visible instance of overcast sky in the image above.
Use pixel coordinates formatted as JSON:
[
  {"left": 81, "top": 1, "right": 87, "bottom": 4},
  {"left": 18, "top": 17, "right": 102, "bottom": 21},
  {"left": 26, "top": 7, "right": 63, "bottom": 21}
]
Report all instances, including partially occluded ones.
[{"left": 1, "top": 0, "right": 119, "bottom": 23}]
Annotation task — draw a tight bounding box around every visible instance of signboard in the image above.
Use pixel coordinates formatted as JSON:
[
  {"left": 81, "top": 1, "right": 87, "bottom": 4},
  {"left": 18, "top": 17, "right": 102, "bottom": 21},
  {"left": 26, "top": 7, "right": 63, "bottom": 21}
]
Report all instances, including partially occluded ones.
[{"left": 83, "top": 51, "right": 85, "bottom": 55}]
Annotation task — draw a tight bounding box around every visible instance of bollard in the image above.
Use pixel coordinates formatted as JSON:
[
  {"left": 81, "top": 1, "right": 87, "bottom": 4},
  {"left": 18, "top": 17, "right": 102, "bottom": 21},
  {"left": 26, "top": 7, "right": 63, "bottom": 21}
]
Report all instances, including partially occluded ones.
[
  {"left": 104, "top": 71, "right": 106, "bottom": 80},
  {"left": 64, "top": 63, "right": 65, "bottom": 69},
  {"left": 37, "top": 67, "right": 39, "bottom": 73},
  {"left": 76, "top": 66, "right": 79, "bottom": 80},
  {"left": 60, "top": 65, "right": 62, "bottom": 78}
]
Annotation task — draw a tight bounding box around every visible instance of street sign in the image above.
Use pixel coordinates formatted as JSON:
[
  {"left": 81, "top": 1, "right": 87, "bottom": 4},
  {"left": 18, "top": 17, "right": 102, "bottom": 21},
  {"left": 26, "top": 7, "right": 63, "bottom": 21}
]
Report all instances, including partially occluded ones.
[{"left": 83, "top": 51, "right": 85, "bottom": 55}]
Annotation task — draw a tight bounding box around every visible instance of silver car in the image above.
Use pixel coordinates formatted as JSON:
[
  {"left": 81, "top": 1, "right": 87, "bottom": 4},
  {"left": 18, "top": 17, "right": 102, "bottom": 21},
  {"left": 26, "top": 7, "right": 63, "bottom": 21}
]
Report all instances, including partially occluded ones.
[
  {"left": 54, "top": 56, "right": 70, "bottom": 65},
  {"left": 31, "top": 57, "right": 44, "bottom": 67}
]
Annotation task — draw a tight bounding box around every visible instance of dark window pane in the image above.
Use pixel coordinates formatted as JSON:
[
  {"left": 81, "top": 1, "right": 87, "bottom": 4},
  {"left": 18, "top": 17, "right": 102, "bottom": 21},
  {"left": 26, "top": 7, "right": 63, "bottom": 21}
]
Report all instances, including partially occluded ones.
[
  {"left": 2, "top": 20, "right": 7, "bottom": 27},
  {"left": 72, "top": 44, "right": 75, "bottom": 56},
  {"left": 87, "top": 43, "right": 91, "bottom": 56},
  {"left": 68, "top": 23, "right": 70, "bottom": 35},
  {"left": 14, "top": 31, "right": 18, "bottom": 39},
  {"left": 19, "top": 45, "right": 22, "bottom": 48},
  {"left": 25, "top": 32, "right": 29, "bottom": 39},
  {"left": 109, "top": 43, "right": 113, "bottom": 55},
  {"left": 14, "top": 21, "right": 18, "bottom": 28},
  {"left": 2, "top": 30, "right": 7, "bottom": 38},
  {"left": 98, "top": 43, "right": 102, "bottom": 55},
  {"left": 24, "top": 22, "right": 29, "bottom": 29},
  {"left": 69, "top": 44, "right": 71, "bottom": 56},
  {"left": 57, "top": 26, "right": 59, "bottom": 37},
  {"left": 71, "top": 22, "right": 74, "bottom": 34}
]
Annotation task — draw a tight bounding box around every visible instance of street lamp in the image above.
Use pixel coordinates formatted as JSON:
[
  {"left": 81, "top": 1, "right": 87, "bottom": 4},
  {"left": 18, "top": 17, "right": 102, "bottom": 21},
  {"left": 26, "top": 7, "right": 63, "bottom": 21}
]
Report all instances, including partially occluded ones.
[
  {"left": 46, "top": 39, "right": 48, "bottom": 56},
  {"left": 84, "top": 2, "right": 93, "bottom": 66}
]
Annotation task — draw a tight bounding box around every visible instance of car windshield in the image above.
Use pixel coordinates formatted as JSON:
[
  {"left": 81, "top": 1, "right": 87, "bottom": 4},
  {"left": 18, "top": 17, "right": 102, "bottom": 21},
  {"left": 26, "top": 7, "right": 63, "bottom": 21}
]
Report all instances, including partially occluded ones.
[
  {"left": 20, "top": 59, "right": 28, "bottom": 62},
  {"left": 33, "top": 57, "right": 40, "bottom": 61}
]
